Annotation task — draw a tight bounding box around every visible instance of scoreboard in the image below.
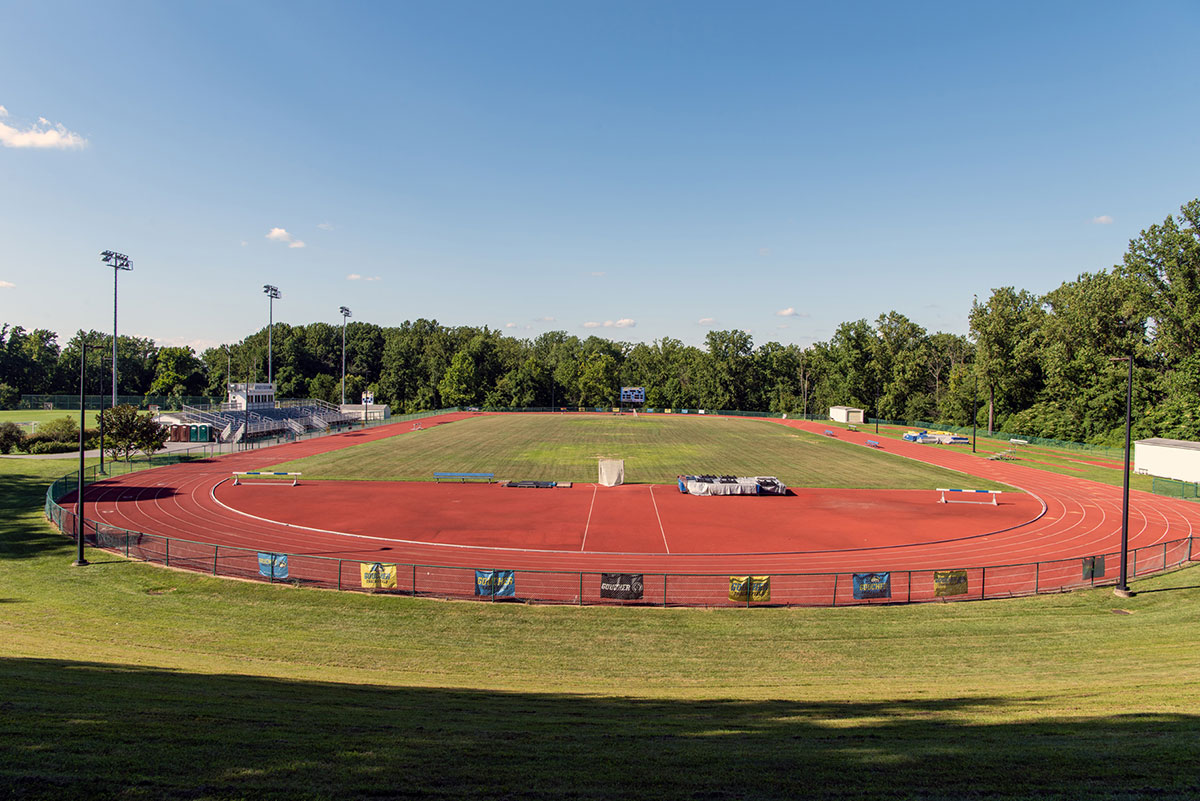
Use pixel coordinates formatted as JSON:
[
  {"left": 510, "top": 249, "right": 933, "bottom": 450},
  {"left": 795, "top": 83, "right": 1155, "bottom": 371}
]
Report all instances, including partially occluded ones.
[{"left": 620, "top": 386, "right": 646, "bottom": 403}]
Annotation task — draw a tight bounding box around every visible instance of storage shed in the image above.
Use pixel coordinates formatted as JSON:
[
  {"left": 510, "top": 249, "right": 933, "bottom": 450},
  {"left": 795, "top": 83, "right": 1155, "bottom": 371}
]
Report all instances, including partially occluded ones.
[
  {"left": 1134, "top": 438, "right": 1200, "bottom": 483},
  {"left": 829, "top": 406, "right": 865, "bottom": 424}
]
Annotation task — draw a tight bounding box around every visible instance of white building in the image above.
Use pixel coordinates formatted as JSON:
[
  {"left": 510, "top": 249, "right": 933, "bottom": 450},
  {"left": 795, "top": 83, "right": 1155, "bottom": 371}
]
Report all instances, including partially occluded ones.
[
  {"left": 1134, "top": 437, "right": 1200, "bottom": 483},
  {"left": 829, "top": 406, "right": 865, "bottom": 424},
  {"left": 227, "top": 382, "right": 276, "bottom": 410}
]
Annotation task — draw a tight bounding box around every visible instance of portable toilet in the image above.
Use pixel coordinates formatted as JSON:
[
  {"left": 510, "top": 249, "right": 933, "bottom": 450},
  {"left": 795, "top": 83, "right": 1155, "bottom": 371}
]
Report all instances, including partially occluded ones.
[
  {"left": 199, "top": 423, "right": 211, "bottom": 442},
  {"left": 189, "top": 424, "right": 199, "bottom": 442}
]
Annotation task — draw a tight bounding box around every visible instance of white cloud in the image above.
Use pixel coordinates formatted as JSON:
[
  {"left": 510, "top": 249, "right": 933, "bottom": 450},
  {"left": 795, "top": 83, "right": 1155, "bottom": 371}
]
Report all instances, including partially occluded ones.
[
  {"left": 153, "top": 335, "right": 220, "bottom": 351},
  {"left": 505, "top": 322, "right": 518, "bottom": 329},
  {"left": 0, "top": 280, "right": 15, "bottom": 288},
  {"left": 777, "top": 323, "right": 789, "bottom": 329},
  {"left": 590, "top": 271, "right": 606, "bottom": 277},
  {"left": 0, "top": 109, "right": 88, "bottom": 149},
  {"left": 776, "top": 307, "right": 797, "bottom": 317},
  {"left": 1092, "top": 215, "right": 1114, "bottom": 225},
  {"left": 759, "top": 247, "right": 772, "bottom": 256},
  {"left": 346, "top": 273, "right": 381, "bottom": 281},
  {"left": 536, "top": 316, "right": 556, "bottom": 323},
  {"left": 317, "top": 222, "right": 334, "bottom": 231},
  {"left": 266, "top": 227, "right": 306, "bottom": 248},
  {"left": 583, "top": 318, "right": 636, "bottom": 329},
  {"left": 240, "top": 240, "right": 248, "bottom": 247}
]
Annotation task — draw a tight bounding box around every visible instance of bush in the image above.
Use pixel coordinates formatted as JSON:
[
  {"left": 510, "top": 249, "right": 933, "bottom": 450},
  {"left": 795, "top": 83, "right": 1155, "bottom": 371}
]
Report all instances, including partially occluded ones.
[
  {"left": 29, "top": 440, "right": 79, "bottom": 454},
  {"left": 0, "top": 421, "right": 23, "bottom": 454},
  {"left": 37, "top": 416, "right": 79, "bottom": 442}
]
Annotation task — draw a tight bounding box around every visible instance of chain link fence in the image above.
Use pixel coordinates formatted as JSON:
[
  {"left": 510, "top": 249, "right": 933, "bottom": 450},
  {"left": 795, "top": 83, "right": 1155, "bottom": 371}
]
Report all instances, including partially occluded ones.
[{"left": 45, "top": 461, "right": 1197, "bottom": 607}]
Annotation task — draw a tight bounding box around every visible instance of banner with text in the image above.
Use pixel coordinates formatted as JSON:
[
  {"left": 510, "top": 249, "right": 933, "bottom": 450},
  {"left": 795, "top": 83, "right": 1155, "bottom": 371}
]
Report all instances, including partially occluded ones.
[
  {"left": 600, "top": 573, "right": 644, "bottom": 600},
  {"left": 257, "top": 552, "right": 288, "bottom": 580},
  {"left": 729, "top": 575, "right": 771, "bottom": 603},
  {"left": 853, "top": 572, "right": 891, "bottom": 600},
  {"left": 475, "top": 569, "right": 516, "bottom": 597},
  {"left": 361, "top": 562, "right": 398, "bottom": 589},
  {"left": 933, "top": 569, "right": 968, "bottom": 597}
]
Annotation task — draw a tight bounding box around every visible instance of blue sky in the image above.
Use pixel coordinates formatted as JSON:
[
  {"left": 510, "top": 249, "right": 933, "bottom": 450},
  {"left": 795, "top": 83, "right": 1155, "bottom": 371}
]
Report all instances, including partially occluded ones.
[{"left": 2, "top": 1, "right": 1198, "bottom": 353}]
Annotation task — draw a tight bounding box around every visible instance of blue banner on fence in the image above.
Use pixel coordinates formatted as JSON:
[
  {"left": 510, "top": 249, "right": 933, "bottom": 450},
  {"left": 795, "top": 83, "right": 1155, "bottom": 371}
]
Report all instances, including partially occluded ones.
[
  {"left": 852, "top": 572, "right": 891, "bottom": 600},
  {"left": 257, "top": 552, "right": 288, "bottom": 580},
  {"left": 475, "top": 569, "right": 515, "bottom": 597}
]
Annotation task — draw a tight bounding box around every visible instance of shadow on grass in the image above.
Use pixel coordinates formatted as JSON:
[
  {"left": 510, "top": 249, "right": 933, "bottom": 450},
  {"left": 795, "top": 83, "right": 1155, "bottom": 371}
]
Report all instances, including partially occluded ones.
[
  {"left": 0, "top": 471, "right": 73, "bottom": 561},
  {"left": 2, "top": 657, "right": 1198, "bottom": 800}
]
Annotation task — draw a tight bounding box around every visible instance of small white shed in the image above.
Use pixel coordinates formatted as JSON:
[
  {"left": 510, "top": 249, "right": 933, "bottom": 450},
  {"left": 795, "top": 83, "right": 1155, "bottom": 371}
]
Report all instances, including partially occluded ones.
[
  {"left": 829, "top": 406, "right": 865, "bottom": 424},
  {"left": 1134, "top": 438, "right": 1200, "bottom": 483}
]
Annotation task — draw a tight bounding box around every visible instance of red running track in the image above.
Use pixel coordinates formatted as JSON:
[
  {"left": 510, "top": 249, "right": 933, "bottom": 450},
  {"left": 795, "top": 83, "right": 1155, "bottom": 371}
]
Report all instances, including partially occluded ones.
[{"left": 66, "top": 412, "right": 1199, "bottom": 604}]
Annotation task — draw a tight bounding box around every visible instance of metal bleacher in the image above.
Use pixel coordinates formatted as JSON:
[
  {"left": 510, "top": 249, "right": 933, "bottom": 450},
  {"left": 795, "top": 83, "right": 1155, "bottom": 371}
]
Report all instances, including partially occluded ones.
[{"left": 177, "top": 398, "right": 356, "bottom": 443}]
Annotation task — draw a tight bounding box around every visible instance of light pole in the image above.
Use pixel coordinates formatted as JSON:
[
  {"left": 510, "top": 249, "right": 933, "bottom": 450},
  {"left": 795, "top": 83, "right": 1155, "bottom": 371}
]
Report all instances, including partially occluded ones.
[
  {"left": 972, "top": 370, "right": 978, "bottom": 454},
  {"left": 1111, "top": 348, "right": 1135, "bottom": 598},
  {"left": 74, "top": 340, "right": 103, "bottom": 566},
  {"left": 263, "top": 284, "right": 280, "bottom": 385},
  {"left": 100, "top": 251, "right": 132, "bottom": 407},
  {"left": 339, "top": 306, "right": 352, "bottom": 405},
  {"left": 224, "top": 345, "right": 232, "bottom": 402}
]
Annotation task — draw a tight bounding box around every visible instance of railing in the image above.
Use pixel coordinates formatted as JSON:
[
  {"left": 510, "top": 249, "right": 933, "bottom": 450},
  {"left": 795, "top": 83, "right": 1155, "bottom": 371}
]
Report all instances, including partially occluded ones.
[
  {"left": 45, "top": 456, "right": 1196, "bottom": 607},
  {"left": 1151, "top": 477, "right": 1200, "bottom": 500}
]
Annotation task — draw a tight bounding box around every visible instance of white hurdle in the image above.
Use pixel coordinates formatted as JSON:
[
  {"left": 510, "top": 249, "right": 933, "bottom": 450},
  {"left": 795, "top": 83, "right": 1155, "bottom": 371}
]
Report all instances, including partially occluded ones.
[
  {"left": 937, "top": 488, "right": 1000, "bottom": 505},
  {"left": 233, "top": 471, "right": 301, "bottom": 487}
]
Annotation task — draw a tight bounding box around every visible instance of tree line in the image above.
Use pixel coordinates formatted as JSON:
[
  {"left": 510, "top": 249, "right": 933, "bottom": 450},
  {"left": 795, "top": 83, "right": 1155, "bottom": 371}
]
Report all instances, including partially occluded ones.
[{"left": 3, "top": 199, "right": 1198, "bottom": 445}]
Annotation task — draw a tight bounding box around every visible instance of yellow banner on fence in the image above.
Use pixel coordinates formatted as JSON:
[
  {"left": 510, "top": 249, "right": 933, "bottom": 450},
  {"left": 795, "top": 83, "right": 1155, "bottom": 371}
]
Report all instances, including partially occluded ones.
[
  {"left": 361, "top": 562, "right": 398, "bottom": 589},
  {"left": 729, "top": 575, "right": 771, "bottom": 603},
  {"left": 933, "top": 569, "right": 968, "bottom": 597}
]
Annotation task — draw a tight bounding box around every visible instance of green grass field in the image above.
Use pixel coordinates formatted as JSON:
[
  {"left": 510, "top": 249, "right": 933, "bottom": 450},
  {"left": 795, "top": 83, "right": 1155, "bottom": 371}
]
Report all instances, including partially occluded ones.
[
  {"left": 269, "top": 414, "right": 1011, "bottom": 490},
  {"left": 4, "top": 436, "right": 1200, "bottom": 798},
  {"left": 0, "top": 409, "right": 102, "bottom": 430}
]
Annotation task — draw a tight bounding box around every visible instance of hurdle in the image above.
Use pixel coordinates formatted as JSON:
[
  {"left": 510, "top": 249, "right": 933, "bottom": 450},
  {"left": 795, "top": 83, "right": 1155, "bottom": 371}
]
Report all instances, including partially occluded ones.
[
  {"left": 937, "top": 488, "right": 1000, "bottom": 505},
  {"left": 233, "top": 471, "right": 301, "bottom": 486}
]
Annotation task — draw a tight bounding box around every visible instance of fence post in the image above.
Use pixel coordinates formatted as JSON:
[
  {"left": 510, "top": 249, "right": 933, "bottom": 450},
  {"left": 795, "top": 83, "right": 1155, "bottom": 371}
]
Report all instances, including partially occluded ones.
[
  {"left": 1034, "top": 562, "right": 1039, "bottom": 594},
  {"left": 213, "top": 545, "right": 218, "bottom": 575},
  {"left": 338, "top": 559, "right": 342, "bottom": 591},
  {"left": 412, "top": 564, "right": 417, "bottom": 596},
  {"left": 578, "top": 572, "right": 583, "bottom": 605},
  {"left": 981, "top": 567, "right": 986, "bottom": 600},
  {"left": 662, "top": 574, "right": 667, "bottom": 607},
  {"left": 907, "top": 571, "right": 912, "bottom": 603},
  {"left": 165, "top": 538, "right": 170, "bottom": 567},
  {"left": 832, "top": 574, "right": 838, "bottom": 606}
]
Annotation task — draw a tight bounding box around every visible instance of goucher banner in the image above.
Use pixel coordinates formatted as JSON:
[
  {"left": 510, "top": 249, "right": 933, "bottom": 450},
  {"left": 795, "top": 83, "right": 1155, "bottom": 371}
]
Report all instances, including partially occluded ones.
[
  {"left": 729, "top": 576, "right": 771, "bottom": 603},
  {"left": 933, "top": 569, "right": 968, "bottom": 597},
  {"left": 360, "top": 562, "right": 398, "bottom": 589}
]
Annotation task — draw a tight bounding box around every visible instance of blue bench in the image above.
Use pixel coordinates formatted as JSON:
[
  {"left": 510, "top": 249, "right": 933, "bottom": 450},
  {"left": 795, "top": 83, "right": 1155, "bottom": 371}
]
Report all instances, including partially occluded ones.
[
  {"left": 866, "top": 440, "right": 881, "bottom": 448},
  {"left": 434, "top": 472, "right": 495, "bottom": 484}
]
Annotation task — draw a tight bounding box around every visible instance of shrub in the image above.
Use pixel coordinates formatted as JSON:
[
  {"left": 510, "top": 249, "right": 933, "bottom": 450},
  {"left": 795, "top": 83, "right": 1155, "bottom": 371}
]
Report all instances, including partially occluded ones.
[
  {"left": 29, "top": 440, "right": 79, "bottom": 454},
  {"left": 0, "top": 421, "right": 23, "bottom": 454},
  {"left": 37, "top": 416, "right": 79, "bottom": 442}
]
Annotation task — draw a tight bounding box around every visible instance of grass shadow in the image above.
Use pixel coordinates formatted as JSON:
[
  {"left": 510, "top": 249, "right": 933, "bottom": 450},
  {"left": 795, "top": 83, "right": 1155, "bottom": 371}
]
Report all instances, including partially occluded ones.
[{"left": 2, "top": 657, "right": 1198, "bottom": 800}]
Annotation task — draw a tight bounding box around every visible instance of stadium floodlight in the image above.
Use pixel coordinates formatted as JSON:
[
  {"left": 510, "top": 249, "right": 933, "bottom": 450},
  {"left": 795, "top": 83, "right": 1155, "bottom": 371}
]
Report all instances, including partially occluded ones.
[
  {"left": 263, "top": 284, "right": 281, "bottom": 385},
  {"left": 339, "top": 306, "right": 352, "bottom": 405},
  {"left": 100, "top": 250, "right": 132, "bottom": 408}
]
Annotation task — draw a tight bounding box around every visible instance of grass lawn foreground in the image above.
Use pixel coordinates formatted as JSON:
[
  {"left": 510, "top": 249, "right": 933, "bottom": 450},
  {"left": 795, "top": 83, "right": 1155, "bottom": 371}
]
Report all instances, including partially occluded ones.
[{"left": 2, "top": 437, "right": 1199, "bottom": 799}]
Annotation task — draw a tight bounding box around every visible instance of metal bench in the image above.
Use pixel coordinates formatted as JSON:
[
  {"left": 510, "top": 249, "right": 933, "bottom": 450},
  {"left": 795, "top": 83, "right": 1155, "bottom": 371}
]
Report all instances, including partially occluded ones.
[
  {"left": 434, "top": 472, "right": 495, "bottom": 483},
  {"left": 824, "top": 429, "right": 836, "bottom": 437},
  {"left": 866, "top": 440, "right": 881, "bottom": 448}
]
